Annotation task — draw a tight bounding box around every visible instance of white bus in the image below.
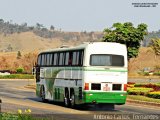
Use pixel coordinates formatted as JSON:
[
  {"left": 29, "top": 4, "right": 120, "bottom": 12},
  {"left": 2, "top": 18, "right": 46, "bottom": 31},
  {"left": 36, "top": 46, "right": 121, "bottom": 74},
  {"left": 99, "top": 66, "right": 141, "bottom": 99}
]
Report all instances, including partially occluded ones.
[{"left": 34, "top": 42, "right": 128, "bottom": 107}]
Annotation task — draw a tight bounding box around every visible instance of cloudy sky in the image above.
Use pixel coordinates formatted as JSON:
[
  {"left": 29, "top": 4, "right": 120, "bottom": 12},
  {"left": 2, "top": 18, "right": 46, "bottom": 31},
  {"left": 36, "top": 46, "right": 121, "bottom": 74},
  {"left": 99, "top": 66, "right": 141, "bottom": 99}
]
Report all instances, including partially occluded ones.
[{"left": 0, "top": 0, "right": 159, "bottom": 32}]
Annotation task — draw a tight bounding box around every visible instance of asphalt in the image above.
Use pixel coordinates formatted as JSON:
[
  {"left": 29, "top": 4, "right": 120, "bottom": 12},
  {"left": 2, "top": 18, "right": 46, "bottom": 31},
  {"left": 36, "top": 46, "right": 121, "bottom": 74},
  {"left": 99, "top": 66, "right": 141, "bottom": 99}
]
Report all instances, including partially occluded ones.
[
  {"left": 0, "top": 79, "right": 160, "bottom": 120},
  {"left": 128, "top": 78, "right": 160, "bottom": 83}
]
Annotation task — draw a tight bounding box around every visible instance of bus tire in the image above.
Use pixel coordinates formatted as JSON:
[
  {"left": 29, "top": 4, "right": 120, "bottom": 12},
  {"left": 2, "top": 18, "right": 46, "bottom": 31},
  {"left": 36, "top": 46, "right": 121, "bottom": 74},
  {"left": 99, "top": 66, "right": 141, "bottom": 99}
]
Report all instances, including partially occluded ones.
[
  {"left": 40, "top": 86, "right": 47, "bottom": 102},
  {"left": 64, "top": 91, "right": 70, "bottom": 107},
  {"left": 70, "top": 92, "right": 75, "bottom": 108}
]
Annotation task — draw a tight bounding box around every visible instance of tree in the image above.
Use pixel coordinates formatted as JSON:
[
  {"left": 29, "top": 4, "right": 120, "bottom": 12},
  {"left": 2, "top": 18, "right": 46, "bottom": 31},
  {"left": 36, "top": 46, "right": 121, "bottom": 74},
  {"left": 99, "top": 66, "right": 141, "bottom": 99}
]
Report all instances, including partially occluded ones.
[
  {"left": 50, "top": 25, "right": 55, "bottom": 31},
  {"left": 0, "top": 19, "right": 4, "bottom": 24},
  {"left": 151, "top": 38, "right": 160, "bottom": 56},
  {"left": 36, "top": 23, "right": 44, "bottom": 30},
  {"left": 7, "top": 44, "right": 13, "bottom": 52},
  {"left": 102, "top": 22, "right": 148, "bottom": 59},
  {"left": 16, "top": 67, "right": 24, "bottom": 73},
  {"left": 17, "top": 51, "right": 22, "bottom": 59}
]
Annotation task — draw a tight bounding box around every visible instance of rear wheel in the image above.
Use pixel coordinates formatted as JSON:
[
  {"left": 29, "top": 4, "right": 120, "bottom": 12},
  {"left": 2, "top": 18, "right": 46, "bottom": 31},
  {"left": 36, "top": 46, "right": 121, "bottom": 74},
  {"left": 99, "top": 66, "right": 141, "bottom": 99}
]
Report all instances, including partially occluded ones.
[
  {"left": 40, "top": 86, "right": 47, "bottom": 102},
  {"left": 70, "top": 92, "right": 75, "bottom": 108},
  {"left": 64, "top": 91, "right": 70, "bottom": 107}
]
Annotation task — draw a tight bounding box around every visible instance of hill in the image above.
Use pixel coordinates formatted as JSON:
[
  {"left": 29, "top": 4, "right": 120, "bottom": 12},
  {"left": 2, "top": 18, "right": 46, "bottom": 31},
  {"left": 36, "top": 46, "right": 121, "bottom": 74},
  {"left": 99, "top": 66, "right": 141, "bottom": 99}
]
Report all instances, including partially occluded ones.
[
  {"left": 0, "top": 19, "right": 103, "bottom": 52},
  {"left": 0, "top": 19, "right": 160, "bottom": 74},
  {"left": 129, "top": 47, "right": 160, "bottom": 76},
  {"left": 0, "top": 47, "right": 159, "bottom": 74},
  {"left": 0, "top": 32, "right": 103, "bottom": 52}
]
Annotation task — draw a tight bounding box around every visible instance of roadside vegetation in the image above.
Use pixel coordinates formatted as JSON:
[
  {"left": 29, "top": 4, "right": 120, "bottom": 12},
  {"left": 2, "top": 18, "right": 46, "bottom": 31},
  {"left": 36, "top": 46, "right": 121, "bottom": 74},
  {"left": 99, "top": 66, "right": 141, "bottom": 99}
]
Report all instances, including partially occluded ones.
[
  {"left": 0, "top": 109, "right": 49, "bottom": 120},
  {"left": 0, "top": 74, "right": 34, "bottom": 79},
  {"left": 127, "top": 95, "right": 160, "bottom": 103},
  {"left": 127, "top": 82, "right": 160, "bottom": 101},
  {"left": 103, "top": 22, "right": 148, "bottom": 60}
]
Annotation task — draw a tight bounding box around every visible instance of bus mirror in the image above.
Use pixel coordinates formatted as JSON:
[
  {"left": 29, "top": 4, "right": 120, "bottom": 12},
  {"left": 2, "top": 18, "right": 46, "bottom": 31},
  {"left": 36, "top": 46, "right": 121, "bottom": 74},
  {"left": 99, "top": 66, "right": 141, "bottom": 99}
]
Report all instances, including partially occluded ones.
[
  {"left": 32, "top": 67, "right": 36, "bottom": 75},
  {"left": 34, "top": 62, "right": 37, "bottom": 66}
]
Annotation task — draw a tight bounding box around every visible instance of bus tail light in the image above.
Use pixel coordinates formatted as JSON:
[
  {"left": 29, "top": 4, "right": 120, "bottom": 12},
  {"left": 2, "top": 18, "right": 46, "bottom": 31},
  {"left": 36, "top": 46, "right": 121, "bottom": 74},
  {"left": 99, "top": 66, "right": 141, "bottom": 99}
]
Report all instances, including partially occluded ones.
[
  {"left": 84, "top": 83, "right": 89, "bottom": 90},
  {"left": 124, "top": 84, "right": 127, "bottom": 91}
]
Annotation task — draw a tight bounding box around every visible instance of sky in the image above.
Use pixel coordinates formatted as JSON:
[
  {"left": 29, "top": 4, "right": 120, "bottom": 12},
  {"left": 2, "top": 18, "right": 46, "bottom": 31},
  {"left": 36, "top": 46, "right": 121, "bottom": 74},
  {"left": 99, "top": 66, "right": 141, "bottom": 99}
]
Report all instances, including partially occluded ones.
[{"left": 0, "top": 0, "right": 159, "bottom": 32}]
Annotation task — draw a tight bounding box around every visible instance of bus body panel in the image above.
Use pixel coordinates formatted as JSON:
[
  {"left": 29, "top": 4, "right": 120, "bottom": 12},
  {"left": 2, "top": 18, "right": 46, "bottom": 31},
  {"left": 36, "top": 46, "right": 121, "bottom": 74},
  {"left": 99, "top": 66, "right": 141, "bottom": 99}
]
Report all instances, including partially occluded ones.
[{"left": 35, "top": 42, "right": 128, "bottom": 105}]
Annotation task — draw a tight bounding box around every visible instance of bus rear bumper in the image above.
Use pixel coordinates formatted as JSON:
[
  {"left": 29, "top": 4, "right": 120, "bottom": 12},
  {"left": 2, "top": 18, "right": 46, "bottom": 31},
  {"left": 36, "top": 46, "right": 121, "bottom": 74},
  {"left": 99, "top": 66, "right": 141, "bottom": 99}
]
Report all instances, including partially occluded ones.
[{"left": 82, "top": 91, "right": 127, "bottom": 104}]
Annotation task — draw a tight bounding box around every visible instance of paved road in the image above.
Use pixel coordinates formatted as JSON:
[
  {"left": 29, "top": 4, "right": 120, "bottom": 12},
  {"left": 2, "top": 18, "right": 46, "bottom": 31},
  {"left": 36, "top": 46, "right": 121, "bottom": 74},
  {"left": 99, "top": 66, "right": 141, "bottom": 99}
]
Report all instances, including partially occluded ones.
[
  {"left": 128, "top": 78, "right": 160, "bottom": 83},
  {"left": 0, "top": 79, "right": 160, "bottom": 120}
]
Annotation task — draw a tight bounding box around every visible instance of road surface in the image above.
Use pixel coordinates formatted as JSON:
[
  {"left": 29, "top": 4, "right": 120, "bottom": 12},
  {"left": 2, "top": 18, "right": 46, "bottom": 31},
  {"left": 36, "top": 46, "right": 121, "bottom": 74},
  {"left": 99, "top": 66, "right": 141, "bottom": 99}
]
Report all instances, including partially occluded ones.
[
  {"left": 0, "top": 79, "right": 160, "bottom": 120},
  {"left": 128, "top": 78, "right": 160, "bottom": 83}
]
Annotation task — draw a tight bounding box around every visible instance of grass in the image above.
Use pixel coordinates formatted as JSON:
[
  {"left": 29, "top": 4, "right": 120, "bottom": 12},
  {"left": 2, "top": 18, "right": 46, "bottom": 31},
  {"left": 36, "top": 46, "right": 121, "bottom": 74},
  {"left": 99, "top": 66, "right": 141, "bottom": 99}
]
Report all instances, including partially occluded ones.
[
  {"left": 0, "top": 109, "right": 50, "bottom": 120},
  {"left": 127, "top": 95, "right": 160, "bottom": 103},
  {"left": 0, "top": 113, "right": 50, "bottom": 120},
  {"left": 0, "top": 74, "right": 34, "bottom": 79}
]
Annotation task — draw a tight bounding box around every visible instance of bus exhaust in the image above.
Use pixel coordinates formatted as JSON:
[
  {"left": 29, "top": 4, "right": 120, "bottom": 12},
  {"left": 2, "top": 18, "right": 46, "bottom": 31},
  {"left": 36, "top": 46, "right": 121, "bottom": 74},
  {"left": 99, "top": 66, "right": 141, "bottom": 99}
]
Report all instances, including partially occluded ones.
[{"left": 92, "top": 100, "right": 97, "bottom": 104}]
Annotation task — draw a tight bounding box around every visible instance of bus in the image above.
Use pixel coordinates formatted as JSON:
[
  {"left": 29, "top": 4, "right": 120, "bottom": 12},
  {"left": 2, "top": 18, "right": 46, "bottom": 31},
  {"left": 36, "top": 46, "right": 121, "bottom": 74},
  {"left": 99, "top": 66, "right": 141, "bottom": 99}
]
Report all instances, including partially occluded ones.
[{"left": 34, "top": 42, "right": 128, "bottom": 107}]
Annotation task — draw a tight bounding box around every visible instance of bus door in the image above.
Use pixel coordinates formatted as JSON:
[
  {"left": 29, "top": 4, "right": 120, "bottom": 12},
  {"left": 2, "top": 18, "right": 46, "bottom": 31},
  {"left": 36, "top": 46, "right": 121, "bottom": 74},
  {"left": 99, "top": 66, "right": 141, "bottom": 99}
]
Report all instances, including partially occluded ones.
[{"left": 33, "top": 65, "right": 40, "bottom": 82}]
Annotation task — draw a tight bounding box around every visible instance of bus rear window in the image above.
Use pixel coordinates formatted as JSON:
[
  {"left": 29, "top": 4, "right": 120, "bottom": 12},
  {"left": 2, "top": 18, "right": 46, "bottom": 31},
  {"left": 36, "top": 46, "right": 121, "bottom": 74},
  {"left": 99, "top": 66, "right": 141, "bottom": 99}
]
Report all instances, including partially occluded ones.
[{"left": 90, "top": 54, "right": 124, "bottom": 66}]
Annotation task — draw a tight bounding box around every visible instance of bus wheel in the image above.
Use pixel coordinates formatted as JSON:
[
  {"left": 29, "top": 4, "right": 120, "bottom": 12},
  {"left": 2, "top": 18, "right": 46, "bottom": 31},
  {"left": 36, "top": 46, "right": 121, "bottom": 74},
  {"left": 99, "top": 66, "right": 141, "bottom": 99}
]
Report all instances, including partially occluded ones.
[
  {"left": 41, "top": 86, "right": 46, "bottom": 102},
  {"left": 70, "top": 92, "right": 75, "bottom": 108},
  {"left": 64, "top": 92, "right": 70, "bottom": 107}
]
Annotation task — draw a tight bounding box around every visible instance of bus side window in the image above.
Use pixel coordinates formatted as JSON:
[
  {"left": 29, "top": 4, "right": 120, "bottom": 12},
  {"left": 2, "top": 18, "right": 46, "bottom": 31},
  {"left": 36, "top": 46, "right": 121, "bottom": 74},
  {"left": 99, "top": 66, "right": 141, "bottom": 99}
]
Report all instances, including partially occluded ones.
[
  {"left": 47, "top": 53, "right": 50, "bottom": 66},
  {"left": 49, "top": 54, "right": 53, "bottom": 66},
  {"left": 72, "top": 52, "right": 77, "bottom": 65},
  {"left": 44, "top": 54, "right": 47, "bottom": 66},
  {"left": 76, "top": 51, "right": 80, "bottom": 65},
  {"left": 59, "top": 52, "right": 64, "bottom": 66},
  {"left": 54, "top": 53, "right": 58, "bottom": 66},
  {"left": 68, "top": 52, "right": 72, "bottom": 65},
  {"left": 79, "top": 51, "right": 84, "bottom": 66},
  {"left": 41, "top": 54, "right": 45, "bottom": 66},
  {"left": 65, "top": 52, "right": 69, "bottom": 66},
  {"left": 51, "top": 53, "right": 54, "bottom": 66},
  {"left": 37, "top": 55, "right": 41, "bottom": 66}
]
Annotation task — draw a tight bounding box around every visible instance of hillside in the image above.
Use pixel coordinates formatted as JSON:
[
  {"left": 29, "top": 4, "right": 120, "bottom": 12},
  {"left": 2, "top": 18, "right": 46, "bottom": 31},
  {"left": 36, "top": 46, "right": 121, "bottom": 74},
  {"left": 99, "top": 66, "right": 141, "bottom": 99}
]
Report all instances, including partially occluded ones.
[
  {"left": 0, "top": 32, "right": 102, "bottom": 52},
  {"left": 0, "top": 19, "right": 160, "bottom": 74},
  {"left": 0, "top": 47, "right": 159, "bottom": 74},
  {"left": 129, "top": 47, "right": 160, "bottom": 75},
  {"left": 0, "top": 19, "right": 103, "bottom": 52}
]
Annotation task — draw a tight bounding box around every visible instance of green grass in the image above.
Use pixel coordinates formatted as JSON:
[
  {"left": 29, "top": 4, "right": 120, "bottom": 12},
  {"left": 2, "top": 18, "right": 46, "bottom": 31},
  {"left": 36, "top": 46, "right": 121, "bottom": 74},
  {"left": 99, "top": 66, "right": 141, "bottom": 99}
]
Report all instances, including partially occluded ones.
[
  {"left": 0, "top": 113, "right": 50, "bottom": 120},
  {"left": 127, "top": 95, "right": 160, "bottom": 103},
  {"left": 0, "top": 74, "right": 34, "bottom": 79}
]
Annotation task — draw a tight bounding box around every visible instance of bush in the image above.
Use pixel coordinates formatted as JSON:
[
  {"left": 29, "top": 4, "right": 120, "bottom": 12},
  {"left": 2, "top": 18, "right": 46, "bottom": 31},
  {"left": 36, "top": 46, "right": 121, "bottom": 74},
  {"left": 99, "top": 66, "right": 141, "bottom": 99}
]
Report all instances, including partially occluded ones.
[
  {"left": 127, "top": 87, "right": 153, "bottom": 95},
  {"left": 134, "top": 83, "right": 145, "bottom": 87},
  {"left": 153, "top": 72, "right": 160, "bottom": 76},
  {"left": 127, "top": 84, "right": 134, "bottom": 88},
  {"left": 134, "top": 83, "right": 160, "bottom": 91},
  {"left": 145, "top": 84, "right": 160, "bottom": 91},
  {"left": 0, "top": 74, "right": 34, "bottom": 79},
  {"left": 16, "top": 67, "right": 24, "bottom": 73},
  {"left": 143, "top": 72, "right": 149, "bottom": 76},
  {"left": 138, "top": 71, "right": 149, "bottom": 76},
  {"left": 127, "top": 82, "right": 135, "bottom": 84},
  {"left": 147, "top": 92, "right": 160, "bottom": 99}
]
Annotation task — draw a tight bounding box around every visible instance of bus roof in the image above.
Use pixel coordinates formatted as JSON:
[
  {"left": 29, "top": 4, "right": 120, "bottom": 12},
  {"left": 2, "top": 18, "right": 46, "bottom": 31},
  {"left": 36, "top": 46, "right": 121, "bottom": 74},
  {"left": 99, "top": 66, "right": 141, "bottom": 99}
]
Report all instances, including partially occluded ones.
[{"left": 39, "top": 42, "right": 126, "bottom": 54}]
